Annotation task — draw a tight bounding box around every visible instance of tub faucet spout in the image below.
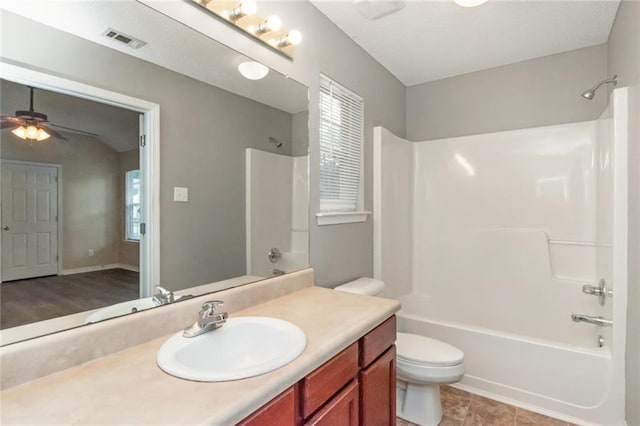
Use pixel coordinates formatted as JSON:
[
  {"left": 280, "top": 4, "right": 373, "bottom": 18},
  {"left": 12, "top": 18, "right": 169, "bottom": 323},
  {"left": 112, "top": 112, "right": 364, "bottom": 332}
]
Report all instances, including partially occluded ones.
[{"left": 571, "top": 314, "right": 612, "bottom": 327}]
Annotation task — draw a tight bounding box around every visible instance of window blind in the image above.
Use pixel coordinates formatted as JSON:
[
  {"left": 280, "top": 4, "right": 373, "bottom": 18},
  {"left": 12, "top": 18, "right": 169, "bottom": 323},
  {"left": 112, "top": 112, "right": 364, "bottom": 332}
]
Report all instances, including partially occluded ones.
[{"left": 319, "top": 75, "right": 364, "bottom": 212}]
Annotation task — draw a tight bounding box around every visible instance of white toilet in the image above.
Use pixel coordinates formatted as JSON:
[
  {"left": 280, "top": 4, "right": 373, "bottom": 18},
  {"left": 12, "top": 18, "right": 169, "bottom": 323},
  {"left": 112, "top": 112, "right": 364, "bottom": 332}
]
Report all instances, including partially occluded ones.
[{"left": 334, "top": 278, "right": 465, "bottom": 426}]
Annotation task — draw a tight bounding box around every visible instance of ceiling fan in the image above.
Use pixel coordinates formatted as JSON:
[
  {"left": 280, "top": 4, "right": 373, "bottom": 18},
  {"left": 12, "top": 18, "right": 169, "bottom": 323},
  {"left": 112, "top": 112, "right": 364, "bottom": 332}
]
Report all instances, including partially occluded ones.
[{"left": 0, "top": 86, "right": 70, "bottom": 142}]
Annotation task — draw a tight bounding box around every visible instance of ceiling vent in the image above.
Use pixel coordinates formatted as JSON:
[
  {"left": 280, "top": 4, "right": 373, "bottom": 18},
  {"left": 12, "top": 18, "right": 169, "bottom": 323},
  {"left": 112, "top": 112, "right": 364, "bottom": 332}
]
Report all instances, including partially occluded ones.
[
  {"left": 354, "top": 0, "right": 405, "bottom": 20},
  {"left": 103, "top": 28, "right": 147, "bottom": 49}
]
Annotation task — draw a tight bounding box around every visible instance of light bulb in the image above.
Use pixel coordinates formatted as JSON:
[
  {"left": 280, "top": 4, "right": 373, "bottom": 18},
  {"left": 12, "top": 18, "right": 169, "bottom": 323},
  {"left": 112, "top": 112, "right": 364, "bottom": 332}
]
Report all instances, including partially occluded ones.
[
  {"left": 239, "top": 0, "right": 257, "bottom": 16},
  {"left": 287, "top": 30, "right": 302, "bottom": 46},
  {"left": 37, "top": 128, "right": 50, "bottom": 141},
  {"left": 12, "top": 126, "right": 27, "bottom": 139},
  {"left": 26, "top": 125, "right": 39, "bottom": 139},
  {"left": 453, "top": 0, "right": 488, "bottom": 7},
  {"left": 265, "top": 15, "right": 282, "bottom": 31},
  {"left": 238, "top": 61, "right": 269, "bottom": 80},
  {"left": 257, "top": 16, "right": 282, "bottom": 33},
  {"left": 228, "top": 0, "right": 256, "bottom": 20}
]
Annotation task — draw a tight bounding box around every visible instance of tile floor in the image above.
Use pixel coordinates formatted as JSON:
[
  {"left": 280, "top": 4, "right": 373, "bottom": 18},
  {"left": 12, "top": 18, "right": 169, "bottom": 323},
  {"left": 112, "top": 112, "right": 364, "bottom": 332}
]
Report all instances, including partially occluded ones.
[{"left": 396, "top": 386, "right": 575, "bottom": 426}]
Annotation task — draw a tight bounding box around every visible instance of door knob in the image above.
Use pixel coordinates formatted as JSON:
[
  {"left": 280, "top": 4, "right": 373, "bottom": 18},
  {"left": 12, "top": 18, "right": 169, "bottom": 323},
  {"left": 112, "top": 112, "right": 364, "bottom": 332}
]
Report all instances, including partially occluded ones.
[{"left": 2, "top": 226, "right": 9, "bottom": 231}]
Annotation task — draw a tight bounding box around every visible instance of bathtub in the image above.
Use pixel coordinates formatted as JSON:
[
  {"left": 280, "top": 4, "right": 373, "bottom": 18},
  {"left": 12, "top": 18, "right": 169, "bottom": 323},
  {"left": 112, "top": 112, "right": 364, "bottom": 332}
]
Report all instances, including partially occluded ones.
[{"left": 396, "top": 295, "right": 622, "bottom": 426}]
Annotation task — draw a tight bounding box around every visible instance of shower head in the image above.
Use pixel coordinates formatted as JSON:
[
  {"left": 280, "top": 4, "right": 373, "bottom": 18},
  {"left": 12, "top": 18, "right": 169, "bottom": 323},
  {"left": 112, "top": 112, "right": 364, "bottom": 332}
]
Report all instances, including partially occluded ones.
[{"left": 581, "top": 75, "right": 617, "bottom": 100}]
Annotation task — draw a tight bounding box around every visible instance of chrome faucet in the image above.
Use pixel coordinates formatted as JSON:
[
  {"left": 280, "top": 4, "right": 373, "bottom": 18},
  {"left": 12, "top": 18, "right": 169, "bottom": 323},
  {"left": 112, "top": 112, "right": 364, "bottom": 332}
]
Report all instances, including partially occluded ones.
[
  {"left": 571, "top": 314, "right": 613, "bottom": 327},
  {"left": 153, "top": 286, "right": 175, "bottom": 306},
  {"left": 183, "top": 300, "right": 228, "bottom": 338},
  {"left": 268, "top": 247, "right": 282, "bottom": 264}
]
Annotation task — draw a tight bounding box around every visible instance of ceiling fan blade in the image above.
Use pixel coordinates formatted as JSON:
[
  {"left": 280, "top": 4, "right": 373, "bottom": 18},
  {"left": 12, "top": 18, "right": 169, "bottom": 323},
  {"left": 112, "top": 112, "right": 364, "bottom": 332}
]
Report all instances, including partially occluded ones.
[
  {"left": 48, "top": 122, "right": 99, "bottom": 137},
  {"left": 42, "top": 126, "right": 69, "bottom": 141},
  {"left": 0, "top": 116, "right": 25, "bottom": 129}
]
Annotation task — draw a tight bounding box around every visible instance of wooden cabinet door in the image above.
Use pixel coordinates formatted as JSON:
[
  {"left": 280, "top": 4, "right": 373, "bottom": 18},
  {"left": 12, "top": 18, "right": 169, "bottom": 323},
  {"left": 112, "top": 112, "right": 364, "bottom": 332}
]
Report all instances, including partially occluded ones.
[
  {"left": 360, "top": 345, "right": 396, "bottom": 426},
  {"left": 237, "top": 386, "right": 297, "bottom": 426},
  {"left": 304, "top": 380, "right": 359, "bottom": 426}
]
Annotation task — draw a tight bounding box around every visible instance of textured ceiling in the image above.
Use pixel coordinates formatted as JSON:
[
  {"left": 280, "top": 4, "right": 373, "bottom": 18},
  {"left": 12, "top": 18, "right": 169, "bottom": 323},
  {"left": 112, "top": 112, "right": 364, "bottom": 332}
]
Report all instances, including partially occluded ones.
[{"left": 310, "top": 0, "right": 621, "bottom": 86}]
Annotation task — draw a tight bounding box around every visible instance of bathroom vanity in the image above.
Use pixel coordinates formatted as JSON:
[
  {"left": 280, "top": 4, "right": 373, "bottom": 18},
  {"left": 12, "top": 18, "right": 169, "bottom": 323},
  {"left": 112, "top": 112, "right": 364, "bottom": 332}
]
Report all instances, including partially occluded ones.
[
  {"left": 0, "top": 273, "right": 400, "bottom": 425},
  {"left": 239, "top": 316, "right": 396, "bottom": 425}
]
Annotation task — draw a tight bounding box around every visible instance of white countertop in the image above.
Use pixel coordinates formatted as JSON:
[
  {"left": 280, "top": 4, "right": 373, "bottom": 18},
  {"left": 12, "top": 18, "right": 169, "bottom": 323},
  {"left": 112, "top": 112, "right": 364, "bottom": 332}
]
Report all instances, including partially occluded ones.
[{"left": 0, "top": 286, "right": 400, "bottom": 425}]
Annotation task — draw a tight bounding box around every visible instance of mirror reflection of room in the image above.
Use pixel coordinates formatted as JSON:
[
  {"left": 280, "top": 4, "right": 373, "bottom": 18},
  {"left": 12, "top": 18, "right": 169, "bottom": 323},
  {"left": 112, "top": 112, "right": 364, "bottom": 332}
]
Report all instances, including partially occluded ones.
[
  {"left": 0, "top": 79, "right": 141, "bottom": 330},
  {"left": 0, "top": 6, "right": 310, "bottom": 347}
]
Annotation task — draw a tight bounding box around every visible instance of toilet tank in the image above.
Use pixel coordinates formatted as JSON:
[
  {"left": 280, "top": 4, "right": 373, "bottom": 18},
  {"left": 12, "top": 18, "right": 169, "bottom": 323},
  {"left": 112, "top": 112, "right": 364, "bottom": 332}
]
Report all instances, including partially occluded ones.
[{"left": 334, "top": 277, "right": 385, "bottom": 296}]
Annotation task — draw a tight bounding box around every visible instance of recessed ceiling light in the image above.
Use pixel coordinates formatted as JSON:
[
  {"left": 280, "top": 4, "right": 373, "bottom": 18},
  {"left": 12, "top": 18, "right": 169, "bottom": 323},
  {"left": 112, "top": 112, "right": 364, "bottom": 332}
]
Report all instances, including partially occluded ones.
[
  {"left": 453, "top": 0, "right": 489, "bottom": 7},
  {"left": 238, "top": 61, "right": 269, "bottom": 80}
]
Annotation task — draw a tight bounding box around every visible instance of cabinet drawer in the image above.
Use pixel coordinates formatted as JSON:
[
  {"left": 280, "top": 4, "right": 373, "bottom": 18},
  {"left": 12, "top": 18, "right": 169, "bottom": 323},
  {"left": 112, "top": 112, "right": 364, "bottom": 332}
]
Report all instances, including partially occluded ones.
[
  {"left": 360, "top": 315, "right": 396, "bottom": 368},
  {"left": 304, "top": 380, "right": 359, "bottom": 426},
  {"left": 237, "top": 386, "right": 296, "bottom": 426},
  {"left": 301, "top": 342, "right": 359, "bottom": 419}
]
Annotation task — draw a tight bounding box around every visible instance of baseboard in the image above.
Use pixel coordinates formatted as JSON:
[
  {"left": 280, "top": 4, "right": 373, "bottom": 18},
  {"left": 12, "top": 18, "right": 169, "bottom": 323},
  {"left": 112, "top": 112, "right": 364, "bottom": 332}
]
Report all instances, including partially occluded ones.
[
  {"left": 62, "top": 263, "right": 139, "bottom": 275},
  {"left": 117, "top": 264, "right": 139, "bottom": 272}
]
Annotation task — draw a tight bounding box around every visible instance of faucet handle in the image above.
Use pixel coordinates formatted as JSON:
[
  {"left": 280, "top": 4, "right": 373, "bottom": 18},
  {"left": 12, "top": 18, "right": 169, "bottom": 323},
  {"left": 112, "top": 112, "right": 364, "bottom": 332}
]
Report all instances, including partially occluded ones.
[
  {"left": 153, "top": 286, "right": 174, "bottom": 305},
  {"left": 201, "top": 300, "right": 224, "bottom": 316}
]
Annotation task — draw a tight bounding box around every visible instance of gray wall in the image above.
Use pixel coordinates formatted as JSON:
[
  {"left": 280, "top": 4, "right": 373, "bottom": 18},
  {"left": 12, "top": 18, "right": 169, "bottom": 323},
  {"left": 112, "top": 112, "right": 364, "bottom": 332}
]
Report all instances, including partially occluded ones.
[
  {"left": 178, "top": 1, "right": 407, "bottom": 286},
  {"left": 291, "top": 111, "right": 309, "bottom": 158},
  {"left": 607, "top": 1, "right": 640, "bottom": 424},
  {"left": 1, "top": 12, "right": 295, "bottom": 289},
  {"left": 406, "top": 45, "right": 608, "bottom": 141}
]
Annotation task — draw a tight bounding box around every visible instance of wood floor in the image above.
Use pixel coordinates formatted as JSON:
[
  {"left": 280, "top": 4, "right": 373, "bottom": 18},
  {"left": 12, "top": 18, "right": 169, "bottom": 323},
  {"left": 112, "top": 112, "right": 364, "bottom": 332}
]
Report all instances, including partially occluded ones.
[
  {"left": 397, "top": 386, "right": 576, "bottom": 426},
  {"left": 0, "top": 268, "right": 139, "bottom": 330}
]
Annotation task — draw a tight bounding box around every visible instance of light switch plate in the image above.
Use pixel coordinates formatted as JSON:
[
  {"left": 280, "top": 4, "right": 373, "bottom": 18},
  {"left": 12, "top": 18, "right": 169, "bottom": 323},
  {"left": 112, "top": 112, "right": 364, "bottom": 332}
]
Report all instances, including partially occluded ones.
[{"left": 174, "top": 187, "right": 189, "bottom": 202}]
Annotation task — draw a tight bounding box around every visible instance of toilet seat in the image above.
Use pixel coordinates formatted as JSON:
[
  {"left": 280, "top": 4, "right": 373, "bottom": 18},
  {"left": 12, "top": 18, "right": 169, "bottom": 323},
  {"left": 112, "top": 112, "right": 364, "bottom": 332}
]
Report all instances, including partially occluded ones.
[{"left": 396, "top": 332, "right": 464, "bottom": 367}]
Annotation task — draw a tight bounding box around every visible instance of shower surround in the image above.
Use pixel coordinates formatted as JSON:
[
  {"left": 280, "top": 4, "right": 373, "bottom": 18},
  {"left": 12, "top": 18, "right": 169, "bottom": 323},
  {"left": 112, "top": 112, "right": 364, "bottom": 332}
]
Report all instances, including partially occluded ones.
[
  {"left": 374, "top": 89, "right": 628, "bottom": 425},
  {"left": 246, "top": 149, "right": 309, "bottom": 277}
]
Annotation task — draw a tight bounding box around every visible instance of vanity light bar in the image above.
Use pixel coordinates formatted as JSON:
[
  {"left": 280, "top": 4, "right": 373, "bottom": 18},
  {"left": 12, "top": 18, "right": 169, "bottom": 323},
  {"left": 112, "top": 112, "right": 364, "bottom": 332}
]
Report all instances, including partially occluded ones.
[{"left": 189, "top": 0, "right": 301, "bottom": 59}]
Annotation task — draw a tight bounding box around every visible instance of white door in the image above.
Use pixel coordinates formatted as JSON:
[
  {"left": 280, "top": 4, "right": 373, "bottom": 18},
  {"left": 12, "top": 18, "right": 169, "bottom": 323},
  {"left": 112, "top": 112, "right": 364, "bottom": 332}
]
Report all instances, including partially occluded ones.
[{"left": 1, "top": 163, "right": 59, "bottom": 281}]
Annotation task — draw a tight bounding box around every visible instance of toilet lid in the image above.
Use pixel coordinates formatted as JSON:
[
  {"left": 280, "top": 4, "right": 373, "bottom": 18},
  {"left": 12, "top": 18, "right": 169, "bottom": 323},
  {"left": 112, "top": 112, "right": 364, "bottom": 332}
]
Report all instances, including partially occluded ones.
[{"left": 396, "top": 332, "right": 464, "bottom": 367}]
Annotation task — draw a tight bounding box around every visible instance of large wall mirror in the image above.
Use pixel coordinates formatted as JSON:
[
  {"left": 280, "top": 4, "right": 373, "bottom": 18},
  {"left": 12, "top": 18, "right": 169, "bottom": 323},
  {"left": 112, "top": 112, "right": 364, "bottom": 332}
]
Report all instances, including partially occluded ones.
[{"left": 0, "top": 2, "right": 309, "bottom": 346}]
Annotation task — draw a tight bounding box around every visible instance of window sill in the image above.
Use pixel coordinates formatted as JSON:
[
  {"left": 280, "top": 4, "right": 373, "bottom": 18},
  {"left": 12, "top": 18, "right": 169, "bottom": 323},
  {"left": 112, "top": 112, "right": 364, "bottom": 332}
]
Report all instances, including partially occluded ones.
[
  {"left": 316, "top": 211, "right": 371, "bottom": 226},
  {"left": 123, "top": 239, "right": 140, "bottom": 245}
]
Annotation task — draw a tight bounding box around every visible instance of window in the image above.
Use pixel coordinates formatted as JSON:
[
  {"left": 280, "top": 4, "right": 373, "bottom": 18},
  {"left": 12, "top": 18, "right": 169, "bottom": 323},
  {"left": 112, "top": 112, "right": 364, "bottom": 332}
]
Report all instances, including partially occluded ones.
[
  {"left": 125, "top": 169, "right": 141, "bottom": 241},
  {"left": 318, "top": 75, "right": 367, "bottom": 225}
]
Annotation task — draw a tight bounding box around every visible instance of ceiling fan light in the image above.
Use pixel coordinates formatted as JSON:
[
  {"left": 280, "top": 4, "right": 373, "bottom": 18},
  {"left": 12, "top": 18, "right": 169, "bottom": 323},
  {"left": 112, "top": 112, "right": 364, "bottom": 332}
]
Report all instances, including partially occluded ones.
[
  {"left": 25, "top": 125, "right": 39, "bottom": 140},
  {"left": 36, "top": 128, "right": 50, "bottom": 141},
  {"left": 12, "top": 126, "right": 27, "bottom": 139}
]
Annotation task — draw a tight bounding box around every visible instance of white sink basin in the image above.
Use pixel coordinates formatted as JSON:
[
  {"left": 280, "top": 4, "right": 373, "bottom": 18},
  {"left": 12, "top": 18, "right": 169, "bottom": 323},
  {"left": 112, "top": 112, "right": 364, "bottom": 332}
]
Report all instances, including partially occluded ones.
[{"left": 156, "top": 316, "right": 307, "bottom": 382}]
